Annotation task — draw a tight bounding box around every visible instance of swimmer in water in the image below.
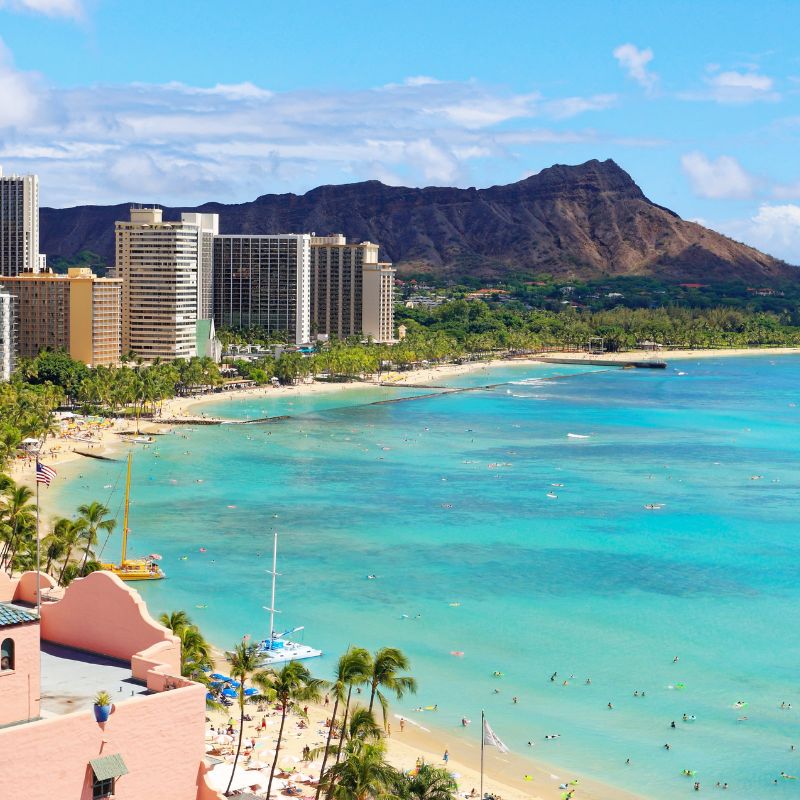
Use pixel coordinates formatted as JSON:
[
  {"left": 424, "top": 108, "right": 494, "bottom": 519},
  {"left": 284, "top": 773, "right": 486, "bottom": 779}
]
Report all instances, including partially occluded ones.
[{"left": 608, "top": 702, "right": 613, "bottom": 710}]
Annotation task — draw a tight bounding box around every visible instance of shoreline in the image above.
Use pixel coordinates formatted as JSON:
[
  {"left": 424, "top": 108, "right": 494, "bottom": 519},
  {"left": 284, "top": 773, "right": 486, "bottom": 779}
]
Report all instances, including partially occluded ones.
[
  {"left": 26, "top": 346, "right": 799, "bottom": 800},
  {"left": 205, "top": 647, "right": 645, "bottom": 800}
]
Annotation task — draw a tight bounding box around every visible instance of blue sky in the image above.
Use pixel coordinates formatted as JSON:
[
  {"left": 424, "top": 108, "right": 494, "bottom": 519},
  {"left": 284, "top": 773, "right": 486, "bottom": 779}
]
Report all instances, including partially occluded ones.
[{"left": 1, "top": 0, "right": 799, "bottom": 261}]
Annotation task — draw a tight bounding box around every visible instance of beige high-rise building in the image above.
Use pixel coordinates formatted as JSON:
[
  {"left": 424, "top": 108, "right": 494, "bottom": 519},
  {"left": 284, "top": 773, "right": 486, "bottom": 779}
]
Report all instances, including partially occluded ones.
[
  {"left": 0, "top": 166, "right": 42, "bottom": 277},
  {"left": 114, "top": 208, "right": 219, "bottom": 362},
  {"left": 309, "top": 235, "right": 395, "bottom": 342},
  {"left": 362, "top": 261, "right": 395, "bottom": 343},
  {"left": 1, "top": 268, "right": 122, "bottom": 366}
]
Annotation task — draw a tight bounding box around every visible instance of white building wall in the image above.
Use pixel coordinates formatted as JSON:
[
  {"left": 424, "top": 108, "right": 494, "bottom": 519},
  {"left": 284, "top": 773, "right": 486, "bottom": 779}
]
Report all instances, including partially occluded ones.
[
  {"left": 114, "top": 208, "right": 202, "bottom": 362},
  {"left": 0, "top": 167, "right": 41, "bottom": 276},
  {"left": 0, "top": 289, "right": 15, "bottom": 380}
]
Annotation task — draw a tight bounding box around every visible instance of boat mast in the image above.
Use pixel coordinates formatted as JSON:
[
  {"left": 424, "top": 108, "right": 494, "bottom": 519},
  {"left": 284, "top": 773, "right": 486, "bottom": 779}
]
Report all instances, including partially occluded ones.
[
  {"left": 266, "top": 531, "right": 280, "bottom": 645},
  {"left": 120, "top": 453, "right": 132, "bottom": 564}
]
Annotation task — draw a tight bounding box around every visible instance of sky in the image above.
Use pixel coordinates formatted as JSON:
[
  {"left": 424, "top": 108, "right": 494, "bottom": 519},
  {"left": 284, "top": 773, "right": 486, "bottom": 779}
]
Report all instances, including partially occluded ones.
[{"left": 1, "top": 0, "right": 799, "bottom": 262}]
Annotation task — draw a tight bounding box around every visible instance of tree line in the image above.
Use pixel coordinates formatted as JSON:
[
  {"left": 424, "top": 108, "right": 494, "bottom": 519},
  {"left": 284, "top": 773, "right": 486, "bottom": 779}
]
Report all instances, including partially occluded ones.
[{"left": 0, "top": 481, "right": 115, "bottom": 585}]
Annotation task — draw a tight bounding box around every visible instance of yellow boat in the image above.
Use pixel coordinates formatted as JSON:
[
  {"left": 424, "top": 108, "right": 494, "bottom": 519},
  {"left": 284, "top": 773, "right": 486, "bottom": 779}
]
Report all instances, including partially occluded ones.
[{"left": 102, "top": 453, "right": 165, "bottom": 581}]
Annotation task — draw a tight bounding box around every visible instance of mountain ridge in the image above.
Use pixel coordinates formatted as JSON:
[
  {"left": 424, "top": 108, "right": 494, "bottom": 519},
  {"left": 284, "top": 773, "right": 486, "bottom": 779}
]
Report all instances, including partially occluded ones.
[{"left": 40, "top": 159, "right": 796, "bottom": 284}]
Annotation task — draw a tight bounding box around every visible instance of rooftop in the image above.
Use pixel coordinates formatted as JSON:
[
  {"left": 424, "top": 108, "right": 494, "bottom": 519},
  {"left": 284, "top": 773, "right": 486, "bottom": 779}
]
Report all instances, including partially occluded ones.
[
  {"left": 0, "top": 602, "right": 38, "bottom": 628},
  {"left": 39, "top": 642, "right": 150, "bottom": 717}
]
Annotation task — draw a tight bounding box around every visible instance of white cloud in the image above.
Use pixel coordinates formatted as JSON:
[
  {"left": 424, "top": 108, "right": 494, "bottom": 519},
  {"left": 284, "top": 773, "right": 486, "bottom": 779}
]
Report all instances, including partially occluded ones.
[
  {"left": 0, "top": 0, "right": 83, "bottom": 19},
  {"left": 720, "top": 204, "right": 800, "bottom": 264},
  {"left": 0, "top": 58, "right": 631, "bottom": 205},
  {"left": 613, "top": 43, "right": 657, "bottom": 93},
  {"left": 680, "top": 69, "right": 779, "bottom": 104},
  {"left": 545, "top": 94, "right": 617, "bottom": 119},
  {"left": 706, "top": 70, "right": 778, "bottom": 103},
  {"left": 773, "top": 181, "right": 800, "bottom": 200},
  {"left": 681, "top": 152, "right": 757, "bottom": 199},
  {"left": 0, "top": 37, "right": 43, "bottom": 128}
]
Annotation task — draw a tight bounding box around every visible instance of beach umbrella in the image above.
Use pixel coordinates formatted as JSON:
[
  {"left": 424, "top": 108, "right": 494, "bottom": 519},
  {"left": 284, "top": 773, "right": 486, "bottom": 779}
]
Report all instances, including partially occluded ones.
[
  {"left": 210, "top": 673, "right": 228, "bottom": 680},
  {"left": 210, "top": 680, "right": 224, "bottom": 687},
  {"left": 257, "top": 773, "right": 286, "bottom": 791},
  {"left": 214, "top": 733, "right": 234, "bottom": 744},
  {"left": 206, "top": 764, "right": 263, "bottom": 793},
  {"left": 206, "top": 692, "right": 215, "bottom": 701},
  {"left": 229, "top": 679, "right": 241, "bottom": 688},
  {"left": 244, "top": 687, "right": 258, "bottom": 696},
  {"left": 246, "top": 758, "right": 272, "bottom": 770},
  {"left": 222, "top": 688, "right": 237, "bottom": 698}
]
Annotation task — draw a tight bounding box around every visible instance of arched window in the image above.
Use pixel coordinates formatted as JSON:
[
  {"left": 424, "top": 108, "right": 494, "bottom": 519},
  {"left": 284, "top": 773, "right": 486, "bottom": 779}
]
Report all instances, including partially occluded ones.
[{"left": 0, "top": 638, "right": 13, "bottom": 670}]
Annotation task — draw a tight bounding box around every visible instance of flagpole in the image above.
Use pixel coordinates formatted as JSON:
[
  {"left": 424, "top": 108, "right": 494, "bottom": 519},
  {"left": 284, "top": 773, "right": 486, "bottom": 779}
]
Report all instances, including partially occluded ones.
[
  {"left": 480, "top": 709, "right": 485, "bottom": 800},
  {"left": 35, "top": 462, "right": 41, "bottom": 616}
]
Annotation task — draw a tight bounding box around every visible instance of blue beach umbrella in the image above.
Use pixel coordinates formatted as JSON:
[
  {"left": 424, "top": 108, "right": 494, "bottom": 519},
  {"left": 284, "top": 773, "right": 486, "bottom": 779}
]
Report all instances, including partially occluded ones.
[
  {"left": 210, "top": 681, "right": 224, "bottom": 687},
  {"left": 210, "top": 673, "right": 228, "bottom": 680},
  {"left": 206, "top": 692, "right": 215, "bottom": 701},
  {"left": 244, "top": 687, "right": 258, "bottom": 697},
  {"left": 228, "top": 680, "right": 241, "bottom": 688},
  {"left": 222, "top": 688, "right": 237, "bottom": 698}
]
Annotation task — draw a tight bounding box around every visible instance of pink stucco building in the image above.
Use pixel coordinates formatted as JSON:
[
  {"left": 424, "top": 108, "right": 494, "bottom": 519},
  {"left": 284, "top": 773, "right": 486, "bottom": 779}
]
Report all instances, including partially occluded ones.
[{"left": 0, "top": 570, "right": 221, "bottom": 799}]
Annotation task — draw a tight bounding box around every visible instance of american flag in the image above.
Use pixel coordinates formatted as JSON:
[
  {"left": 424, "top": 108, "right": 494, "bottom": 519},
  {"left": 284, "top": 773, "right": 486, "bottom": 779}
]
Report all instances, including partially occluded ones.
[{"left": 36, "top": 460, "right": 57, "bottom": 487}]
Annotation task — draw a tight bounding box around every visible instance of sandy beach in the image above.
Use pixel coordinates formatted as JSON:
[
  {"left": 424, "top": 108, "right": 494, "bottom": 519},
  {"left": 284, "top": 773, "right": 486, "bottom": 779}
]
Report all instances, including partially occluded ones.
[
  {"left": 147, "top": 346, "right": 800, "bottom": 422},
  {"left": 203, "top": 670, "right": 642, "bottom": 800},
  {"left": 22, "top": 345, "right": 799, "bottom": 800}
]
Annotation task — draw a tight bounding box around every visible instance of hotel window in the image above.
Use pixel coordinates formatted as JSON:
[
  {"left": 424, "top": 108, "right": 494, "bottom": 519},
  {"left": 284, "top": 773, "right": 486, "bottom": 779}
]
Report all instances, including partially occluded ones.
[
  {"left": 1, "top": 637, "right": 13, "bottom": 670},
  {"left": 92, "top": 776, "right": 115, "bottom": 799}
]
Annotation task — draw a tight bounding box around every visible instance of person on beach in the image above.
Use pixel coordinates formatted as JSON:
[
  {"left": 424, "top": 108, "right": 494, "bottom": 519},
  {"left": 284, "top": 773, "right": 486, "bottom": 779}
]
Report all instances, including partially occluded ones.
[
  {"left": 400, "top": 718, "right": 405, "bottom": 732},
  {"left": 443, "top": 749, "right": 449, "bottom": 764}
]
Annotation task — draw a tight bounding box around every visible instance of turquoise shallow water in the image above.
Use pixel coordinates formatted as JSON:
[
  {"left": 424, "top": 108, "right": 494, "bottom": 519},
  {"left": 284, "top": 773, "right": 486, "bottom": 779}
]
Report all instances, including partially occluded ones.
[{"left": 52, "top": 357, "right": 800, "bottom": 799}]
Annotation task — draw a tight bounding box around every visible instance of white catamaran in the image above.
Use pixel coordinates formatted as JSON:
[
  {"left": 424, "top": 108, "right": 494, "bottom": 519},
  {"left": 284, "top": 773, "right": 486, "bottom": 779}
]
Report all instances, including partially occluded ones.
[{"left": 258, "top": 532, "right": 322, "bottom": 665}]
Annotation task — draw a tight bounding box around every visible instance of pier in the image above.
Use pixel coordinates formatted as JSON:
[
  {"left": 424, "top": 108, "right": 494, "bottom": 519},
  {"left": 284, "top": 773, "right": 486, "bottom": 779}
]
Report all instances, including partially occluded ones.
[{"left": 535, "top": 357, "right": 667, "bottom": 369}]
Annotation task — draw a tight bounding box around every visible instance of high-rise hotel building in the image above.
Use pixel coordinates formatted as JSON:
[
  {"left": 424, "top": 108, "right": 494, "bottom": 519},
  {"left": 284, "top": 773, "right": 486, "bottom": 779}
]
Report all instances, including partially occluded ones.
[
  {"left": 0, "top": 287, "right": 15, "bottom": 380},
  {"left": 114, "top": 208, "right": 218, "bottom": 361},
  {"left": 309, "top": 235, "right": 395, "bottom": 342},
  {"left": 0, "top": 166, "right": 43, "bottom": 277},
  {"left": 1, "top": 268, "right": 122, "bottom": 367},
  {"left": 213, "top": 234, "right": 311, "bottom": 345}
]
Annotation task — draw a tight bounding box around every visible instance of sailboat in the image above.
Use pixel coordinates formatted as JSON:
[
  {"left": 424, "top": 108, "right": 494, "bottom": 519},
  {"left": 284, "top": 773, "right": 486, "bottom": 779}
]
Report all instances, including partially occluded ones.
[
  {"left": 258, "top": 532, "right": 321, "bottom": 664},
  {"left": 101, "top": 453, "right": 165, "bottom": 581}
]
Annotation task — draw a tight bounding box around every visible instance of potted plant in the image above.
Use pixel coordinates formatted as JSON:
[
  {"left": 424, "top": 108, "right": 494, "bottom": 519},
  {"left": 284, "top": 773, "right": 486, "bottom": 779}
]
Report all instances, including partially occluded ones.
[{"left": 93, "top": 691, "right": 112, "bottom": 722}]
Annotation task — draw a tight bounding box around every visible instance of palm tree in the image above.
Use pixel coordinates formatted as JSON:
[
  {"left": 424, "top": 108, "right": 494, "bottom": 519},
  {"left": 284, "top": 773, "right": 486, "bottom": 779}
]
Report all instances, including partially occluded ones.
[
  {"left": 0, "top": 483, "right": 36, "bottom": 574},
  {"left": 158, "top": 610, "right": 212, "bottom": 678},
  {"left": 321, "top": 739, "right": 399, "bottom": 800},
  {"left": 343, "top": 708, "right": 382, "bottom": 744},
  {"left": 159, "top": 610, "right": 192, "bottom": 635},
  {"left": 253, "top": 660, "right": 325, "bottom": 800},
  {"left": 225, "top": 642, "right": 265, "bottom": 796},
  {"left": 42, "top": 529, "right": 66, "bottom": 574},
  {"left": 316, "top": 647, "right": 372, "bottom": 799},
  {"left": 399, "top": 764, "right": 458, "bottom": 800},
  {"left": 333, "top": 648, "right": 372, "bottom": 770},
  {"left": 76, "top": 501, "right": 115, "bottom": 575},
  {"left": 366, "top": 647, "right": 417, "bottom": 726},
  {"left": 54, "top": 518, "right": 84, "bottom": 586}
]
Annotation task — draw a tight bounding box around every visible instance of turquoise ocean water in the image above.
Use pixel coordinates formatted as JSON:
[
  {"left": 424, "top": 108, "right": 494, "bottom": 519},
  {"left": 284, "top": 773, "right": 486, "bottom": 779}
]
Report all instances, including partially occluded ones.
[{"left": 51, "top": 357, "right": 800, "bottom": 799}]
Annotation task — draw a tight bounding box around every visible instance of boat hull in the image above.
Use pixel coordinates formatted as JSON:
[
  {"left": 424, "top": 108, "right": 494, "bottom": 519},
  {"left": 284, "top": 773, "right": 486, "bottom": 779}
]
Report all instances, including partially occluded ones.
[{"left": 258, "top": 640, "right": 322, "bottom": 665}]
